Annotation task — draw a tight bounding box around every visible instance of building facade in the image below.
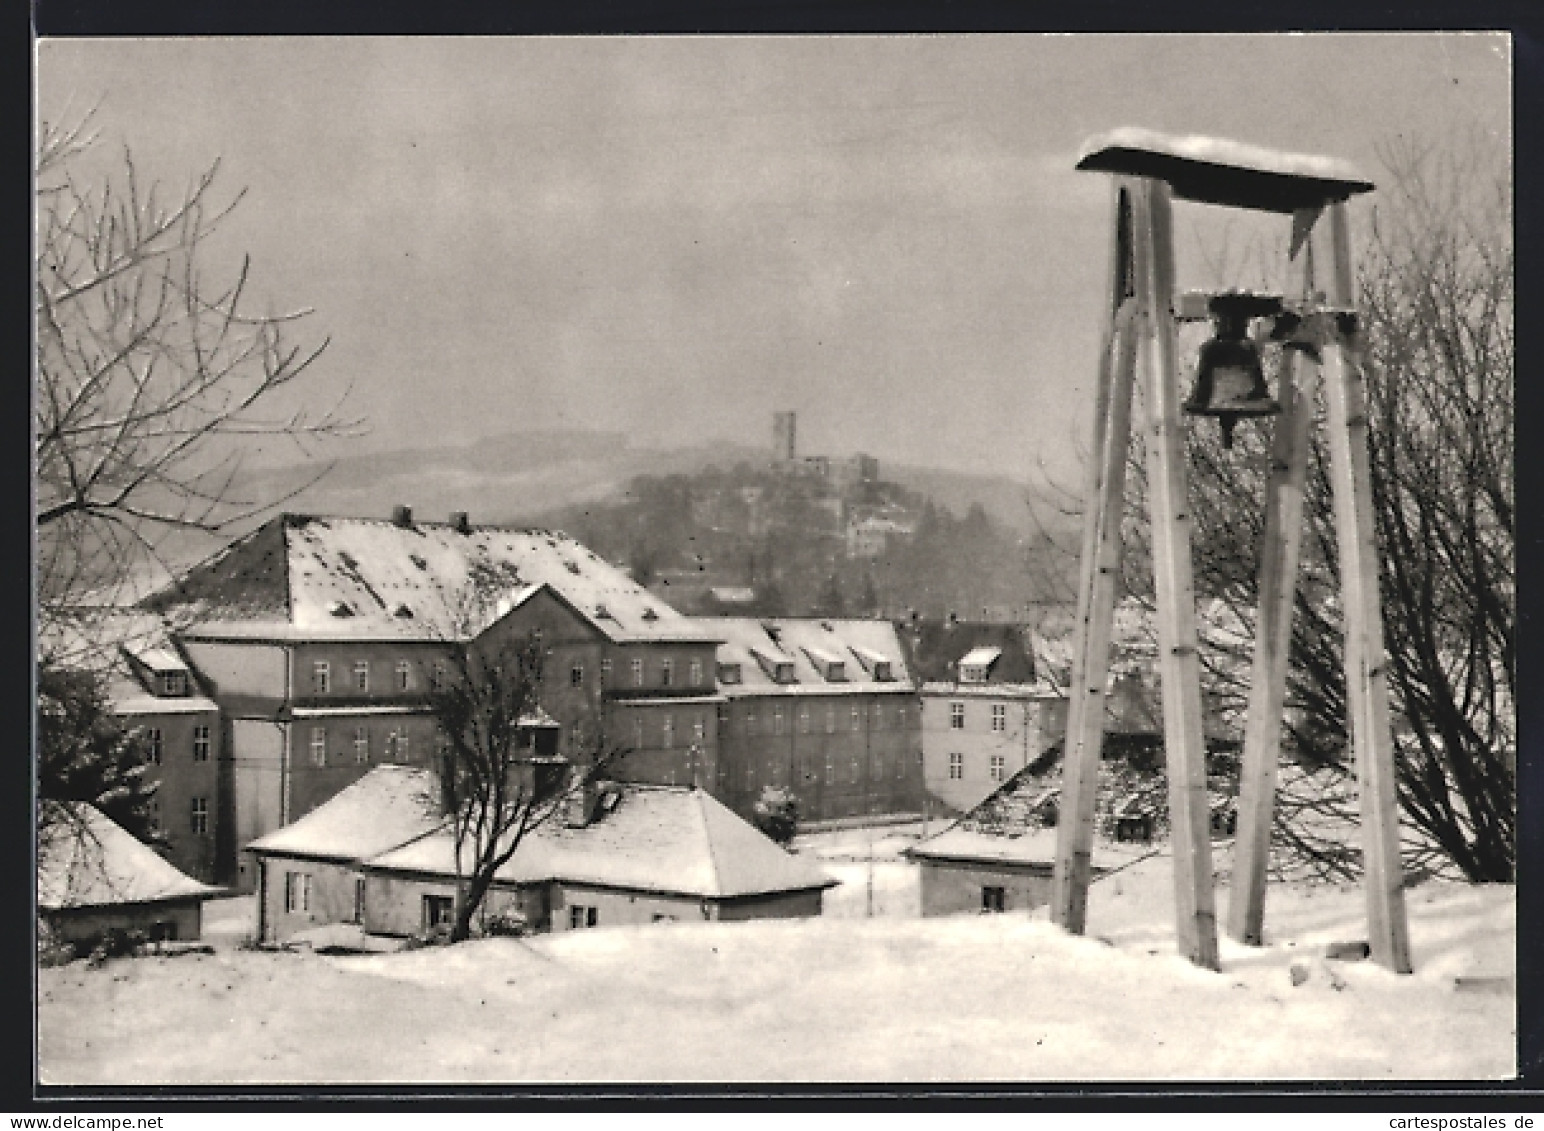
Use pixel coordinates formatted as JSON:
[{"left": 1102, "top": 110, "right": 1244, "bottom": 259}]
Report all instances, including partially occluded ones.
[{"left": 704, "top": 617, "right": 927, "bottom": 823}]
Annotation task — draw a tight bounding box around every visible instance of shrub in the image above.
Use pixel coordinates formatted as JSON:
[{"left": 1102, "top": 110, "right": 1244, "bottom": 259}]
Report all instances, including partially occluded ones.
[{"left": 753, "top": 786, "right": 800, "bottom": 846}]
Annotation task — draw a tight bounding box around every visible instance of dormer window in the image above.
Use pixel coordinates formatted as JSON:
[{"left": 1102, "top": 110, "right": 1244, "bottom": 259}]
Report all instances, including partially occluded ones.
[
  {"left": 774, "top": 661, "right": 797, "bottom": 684},
  {"left": 327, "top": 600, "right": 354, "bottom": 618},
  {"left": 159, "top": 671, "right": 189, "bottom": 698},
  {"left": 641, "top": 607, "right": 659, "bottom": 622},
  {"left": 393, "top": 604, "right": 415, "bottom": 619},
  {"left": 873, "top": 660, "right": 893, "bottom": 682},
  {"left": 717, "top": 662, "right": 742, "bottom": 685}
]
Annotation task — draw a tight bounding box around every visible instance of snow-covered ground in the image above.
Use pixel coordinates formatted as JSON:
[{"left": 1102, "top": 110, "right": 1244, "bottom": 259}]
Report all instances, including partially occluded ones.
[{"left": 38, "top": 847, "right": 1514, "bottom": 1085}]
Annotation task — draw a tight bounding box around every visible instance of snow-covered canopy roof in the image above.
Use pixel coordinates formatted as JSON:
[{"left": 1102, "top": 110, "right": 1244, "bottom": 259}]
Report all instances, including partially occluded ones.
[
  {"left": 1076, "top": 127, "right": 1374, "bottom": 213},
  {"left": 246, "top": 766, "right": 444, "bottom": 862},
  {"left": 153, "top": 514, "right": 719, "bottom": 646},
  {"left": 38, "top": 805, "right": 220, "bottom": 911},
  {"left": 363, "top": 784, "right": 837, "bottom": 899},
  {"left": 706, "top": 618, "right": 912, "bottom": 697},
  {"left": 959, "top": 645, "right": 1003, "bottom": 670}
]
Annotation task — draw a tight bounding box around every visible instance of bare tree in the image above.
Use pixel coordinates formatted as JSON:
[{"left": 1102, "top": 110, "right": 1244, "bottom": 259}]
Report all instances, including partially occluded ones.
[
  {"left": 428, "top": 637, "right": 622, "bottom": 943},
  {"left": 35, "top": 108, "right": 357, "bottom": 615},
  {"left": 1117, "top": 133, "right": 1513, "bottom": 882}
]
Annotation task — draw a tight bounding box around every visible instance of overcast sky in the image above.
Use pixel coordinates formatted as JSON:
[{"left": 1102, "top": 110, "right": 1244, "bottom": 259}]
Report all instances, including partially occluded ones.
[{"left": 37, "top": 34, "right": 1510, "bottom": 484}]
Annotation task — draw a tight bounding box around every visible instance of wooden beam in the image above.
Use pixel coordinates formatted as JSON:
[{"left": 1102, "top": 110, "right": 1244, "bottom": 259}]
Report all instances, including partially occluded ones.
[
  {"left": 1052, "top": 183, "right": 1139, "bottom": 935},
  {"left": 1227, "top": 210, "right": 1321, "bottom": 946},
  {"left": 1132, "top": 176, "right": 1219, "bottom": 971},
  {"left": 1318, "top": 202, "right": 1413, "bottom": 974}
]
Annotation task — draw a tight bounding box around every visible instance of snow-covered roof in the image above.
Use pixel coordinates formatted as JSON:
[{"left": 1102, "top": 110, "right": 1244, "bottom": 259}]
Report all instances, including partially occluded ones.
[
  {"left": 38, "top": 805, "right": 219, "bottom": 911},
  {"left": 705, "top": 618, "right": 914, "bottom": 697},
  {"left": 365, "top": 785, "right": 837, "bottom": 900},
  {"left": 152, "top": 515, "right": 719, "bottom": 646},
  {"left": 38, "top": 611, "right": 219, "bottom": 715},
  {"left": 959, "top": 646, "right": 1003, "bottom": 670},
  {"left": 246, "top": 766, "right": 444, "bottom": 862},
  {"left": 1076, "top": 127, "right": 1374, "bottom": 212},
  {"left": 908, "top": 825, "right": 1147, "bottom": 872}
]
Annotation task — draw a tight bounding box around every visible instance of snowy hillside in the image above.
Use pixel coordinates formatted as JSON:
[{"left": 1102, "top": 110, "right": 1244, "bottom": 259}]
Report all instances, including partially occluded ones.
[{"left": 38, "top": 851, "right": 1514, "bottom": 1084}]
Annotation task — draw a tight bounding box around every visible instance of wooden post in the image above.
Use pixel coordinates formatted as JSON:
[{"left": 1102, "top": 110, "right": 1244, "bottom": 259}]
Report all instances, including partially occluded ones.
[
  {"left": 1052, "top": 183, "right": 1139, "bottom": 934},
  {"left": 1226, "top": 212, "right": 1321, "bottom": 945},
  {"left": 1132, "top": 177, "right": 1219, "bottom": 971},
  {"left": 1319, "top": 202, "right": 1412, "bottom": 973}
]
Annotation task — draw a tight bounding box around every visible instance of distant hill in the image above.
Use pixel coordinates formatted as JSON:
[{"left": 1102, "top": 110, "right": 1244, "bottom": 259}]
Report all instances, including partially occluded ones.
[{"left": 242, "top": 428, "right": 1075, "bottom": 538}]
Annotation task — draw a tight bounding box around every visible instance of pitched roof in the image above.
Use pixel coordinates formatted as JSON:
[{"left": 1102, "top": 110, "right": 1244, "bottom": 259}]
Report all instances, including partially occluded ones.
[
  {"left": 246, "top": 766, "right": 444, "bottom": 861},
  {"left": 149, "top": 514, "right": 718, "bottom": 645},
  {"left": 908, "top": 760, "right": 1149, "bottom": 872},
  {"left": 38, "top": 805, "right": 219, "bottom": 911},
  {"left": 38, "top": 611, "right": 219, "bottom": 716},
  {"left": 704, "top": 617, "right": 914, "bottom": 696},
  {"left": 898, "top": 619, "right": 1037, "bottom": 684},
  {"left": 365, "top": 785, "right": 837, "bottom": 899}
]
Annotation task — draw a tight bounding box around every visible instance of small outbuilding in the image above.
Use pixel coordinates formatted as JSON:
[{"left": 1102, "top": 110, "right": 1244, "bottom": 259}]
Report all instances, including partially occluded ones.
[
  {"left": 907, "top": 766, "right": 1149, "bottom": 918},
  {"left": 38, "top": 804, "right": 221, "bottom": 951},
  {"left": 247, "top": 765, "right": 442, "bottom": 945},
  {"left": 361, "top": 782, "right": 838, "bottom": 936},
  {"left": 246, "top": 766, "right": 838, "bottom": 943}
]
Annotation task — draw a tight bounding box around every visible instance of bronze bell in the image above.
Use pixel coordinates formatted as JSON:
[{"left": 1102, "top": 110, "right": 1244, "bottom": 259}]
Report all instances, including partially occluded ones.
[{"left": 1183, "top": 292, "right": 1282, "bottom": 448}]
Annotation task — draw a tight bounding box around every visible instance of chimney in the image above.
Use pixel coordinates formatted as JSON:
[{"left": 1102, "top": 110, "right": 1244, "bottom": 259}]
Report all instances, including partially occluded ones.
[
  {"left": 562, "top": 769, "right": 603, "bottom": 829},
  {"left": 450, "top": 511, "right": 471, "bottom": 535},
  {"left": 391, "top": 504, "right": 414, "bottom": 527}
]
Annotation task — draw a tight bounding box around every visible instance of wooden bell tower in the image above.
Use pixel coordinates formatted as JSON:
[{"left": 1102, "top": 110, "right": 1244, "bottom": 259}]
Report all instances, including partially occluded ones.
[{"left": 1049, "top": 128, "right": 1413, "bottom": 974}]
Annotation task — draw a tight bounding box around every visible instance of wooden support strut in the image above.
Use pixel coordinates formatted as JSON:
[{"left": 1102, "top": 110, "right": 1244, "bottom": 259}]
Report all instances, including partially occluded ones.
[
  {"left": 1318, "top": 202, "right": 1412, "bottom": 974},
  {"left": 1132, "top": 177, "right": 1219, "bottom": 971},
  {"left": 1052, "top": 182, "right": 1139, "bottom": 935},
  {"left": 1227, "top": 210, "right": 1322, "bottom": 946}
]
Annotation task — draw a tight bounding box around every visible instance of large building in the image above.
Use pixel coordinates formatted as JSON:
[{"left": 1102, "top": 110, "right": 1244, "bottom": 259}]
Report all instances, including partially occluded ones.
[
  {"left": 112, "top": 510, "right": 925, "bottom": 888},
  {"left": 904, "top": 620, "right": 1067, "bottom": 815},
  {"left": 704, "top": 616, "right": 926, "bottom": 823},
  {"left": 143, "top": 510, "right": 725, "bottom": 889}
]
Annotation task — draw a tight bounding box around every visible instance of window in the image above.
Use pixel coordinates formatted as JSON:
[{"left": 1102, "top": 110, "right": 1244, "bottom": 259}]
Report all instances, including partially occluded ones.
[
  {"left": 431, "top": 660, "right": 448, "bottom": 691},
  {"left": 849, "top": 755, "right": 860, "bottom": 784},
  {"left": 190, "top": 796, "right": 209, "bottom": 835},
  {"left": 693, "top": 716, "right": 705, "bottom": 745},
  {"left": 311, "top": 727, "right": 327, "bottom": 766},
  {"left": 950, "top": 702, "right": 966, "bottom": 730},
  {"left": 897, "top": 703, "right": 908, "bottom": 729},
  {"left": 982, "top": 886, "right": 1006, "bottom": 913},
  {"left": 159, "top": 671, "right": 189, "bottom": 697},
  {"left": 871, "top": 751, "right": 883, "bottom": 781},
  {"left": 800, "top": 707, "right": 810, "bottom": 734},
  {"left": 354, "top": 877, "right": 367, "bottom": 924},
  {"left": 744, "top": 760, "right": 757, "bottom": 792},
  {"left": 396, "top": 660, "right": 412, "bottom": 692},
  {"left": 568, "top": 904, "right": 598, "bottom": 929},
  {"left": 825, "top": 705, "right": 836, "bottom": 734},
  {"left": 745, "top": 711, "right": 757, "bottom": 736},
  {"left": 313, "top": 660, "right": 330, "bottom": 694},
  {"left": 662, "top": 715, "right": 674, "bottom": 749},
  {"left": 689, "top": 659, "right": 703, "bottom": 687},
  {"left": 354, "top": 661, "right": 370, "bottom": 692},
  {"left": 192, "top": 725, "right": 211, "bottom": 762},
  {"left": 661, "top": 658, "right": 674, "bottom": 687},
  {"left": 872, "top": 703, "right": 884, "bottom": 730},
  {"left": 992, "top": 703, "right": 1007, "bottom": 732},
  {"left": 600, "top": 658, "right": 612, "bottom": 686},
  {"left": 633, "top": 716, "right": 645, "bottom": 751},
  {"left": 354, "top": 726, "right": 370, "bottom": 764},
  {"left": 773, "top": 709, "right": 785, "bottom": 736},
  {"left": 896, "top": 751, "right": 906, "bottom": 779},
  {"left": 285, "top": 871, "right": 312, "bottom": 914},
  {"left": 990, "top": 754, "right": 1006, "bottom": 781},
  {"left": 145, "top": 727, "right": 163, "bottom": 765},
  {"left": 948, "top": 752, "right": 964, "bottom": 780},
  {"left": 631, "top": 658, "right": 644, "bottom": 687},
  {"left": 386, "top": 727, "right": 408, "bottom": 762},
  {"left": 851, "top": 704, "right": 861, "bottom": 731},
  {"left": 824, "top": 752, "right": 836, "bottom": 783},
  {"left": 423, "top": 894, "right": 454, "bottom": 929},
  {"left": 570, "top": 663, "right": 585, "bottom": 688}
]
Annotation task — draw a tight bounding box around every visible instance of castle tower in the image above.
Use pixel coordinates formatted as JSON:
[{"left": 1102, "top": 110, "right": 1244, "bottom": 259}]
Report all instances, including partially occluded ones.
[{"left": 772, "top": 411, "right": 797, "bottom": 462}]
